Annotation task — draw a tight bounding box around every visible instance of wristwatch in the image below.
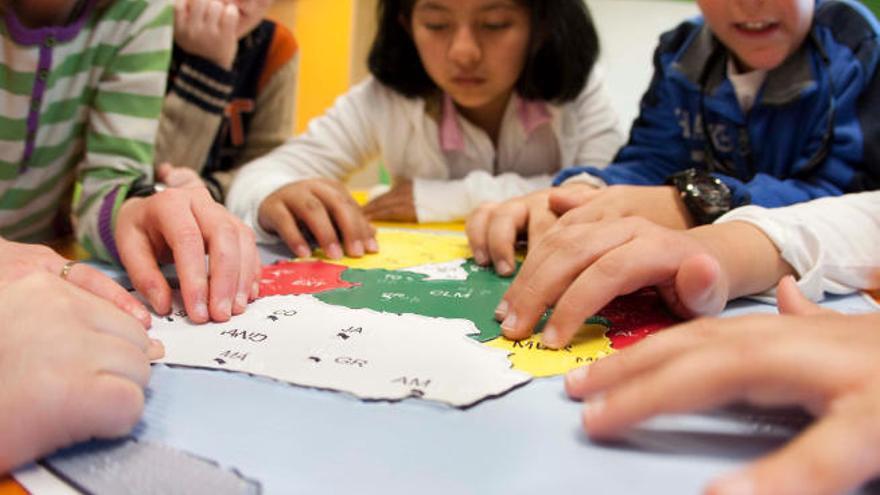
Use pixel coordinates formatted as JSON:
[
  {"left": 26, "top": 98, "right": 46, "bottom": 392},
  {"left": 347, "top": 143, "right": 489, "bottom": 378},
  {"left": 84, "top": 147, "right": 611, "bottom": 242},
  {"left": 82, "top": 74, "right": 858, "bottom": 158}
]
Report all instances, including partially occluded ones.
[
  {"left": 666, "top": 168, "right": 733, "bottom": 225},
  {"left": 125, "top": 178, "right": 166, "bottom": 199}
]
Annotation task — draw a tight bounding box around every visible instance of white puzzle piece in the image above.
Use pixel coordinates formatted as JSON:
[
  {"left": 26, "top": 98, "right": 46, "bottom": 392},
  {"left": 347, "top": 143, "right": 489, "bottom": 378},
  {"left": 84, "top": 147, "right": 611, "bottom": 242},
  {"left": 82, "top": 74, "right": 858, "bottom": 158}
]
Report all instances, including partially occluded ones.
[{"left": 149, "top": 294, "right": 531, "bottom": 407}]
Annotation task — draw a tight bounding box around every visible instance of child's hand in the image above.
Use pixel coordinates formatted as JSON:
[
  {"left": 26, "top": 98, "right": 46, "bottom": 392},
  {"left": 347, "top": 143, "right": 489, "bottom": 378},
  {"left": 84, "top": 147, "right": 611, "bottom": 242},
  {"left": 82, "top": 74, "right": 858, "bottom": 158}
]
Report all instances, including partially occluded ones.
[
  {"left": 257, "top": 178, "right": 379, "bottom": 260},
  {"left": 550, "top": 185, "right": 694, "bottom": 230},
  {"left": 157, "top": 162, "right": 205, "bottom": 189},
  {"left": 173, "top": 0, "right": 240, "bottom": 69},
  {"left": 467, "top": 186, "right": 584, "bottom": 276},
  {"left": 565, "top": 277, "right": 880, "bottom": 495},
  {"left": 362, "top": 179, "right": 416, "bottom": 222},
  {"left": 0, "top": 272, "right": 161, "bottom": 474},
  {"left": 0, "top": 238, "right": 151, "bottom": 328},
  {"left": 494, "top": 217, "right": 730, "bottom": 348},
  {"left": 115, "top": 187, "right": 260, "bottom": 324}
]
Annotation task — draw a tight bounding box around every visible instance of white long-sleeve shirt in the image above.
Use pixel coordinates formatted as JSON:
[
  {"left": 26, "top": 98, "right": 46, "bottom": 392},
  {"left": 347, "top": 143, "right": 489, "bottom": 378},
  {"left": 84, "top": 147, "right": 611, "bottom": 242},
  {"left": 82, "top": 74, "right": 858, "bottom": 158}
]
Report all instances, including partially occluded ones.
[
  {"left": 227, "top": 69, "right": 624, "bottom": 242},
  {"left": 716, "top": 191, "right": 880, "bottom": 301}
]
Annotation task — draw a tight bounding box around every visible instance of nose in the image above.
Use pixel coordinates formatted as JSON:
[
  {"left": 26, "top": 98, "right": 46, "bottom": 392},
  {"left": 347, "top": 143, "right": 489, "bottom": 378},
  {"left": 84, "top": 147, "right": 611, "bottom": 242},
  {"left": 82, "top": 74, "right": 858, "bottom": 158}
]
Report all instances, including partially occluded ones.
[
  {"left": 448, "top": 26, "right": 481, "bottom": 69},
  {"left": 734, "top": 0, "right": 765, "bottom": 16}
]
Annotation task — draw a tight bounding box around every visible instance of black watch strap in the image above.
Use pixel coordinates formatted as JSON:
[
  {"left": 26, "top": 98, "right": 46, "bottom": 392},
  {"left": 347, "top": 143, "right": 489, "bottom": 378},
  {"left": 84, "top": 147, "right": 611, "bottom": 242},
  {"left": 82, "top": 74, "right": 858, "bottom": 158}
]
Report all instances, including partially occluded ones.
[{"left": 666, "top": 168, "right": 733, "bottom": 225}]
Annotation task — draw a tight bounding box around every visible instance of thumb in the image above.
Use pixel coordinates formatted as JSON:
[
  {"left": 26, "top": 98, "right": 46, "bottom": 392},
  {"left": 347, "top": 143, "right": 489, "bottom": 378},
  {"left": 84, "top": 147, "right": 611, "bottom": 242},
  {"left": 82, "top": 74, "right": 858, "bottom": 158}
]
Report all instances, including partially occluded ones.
[
  {"left": 156, "top": 162, "right": 174, "bottom": 183},
  {"left": 776, "top": 275, "right": 837, "bottom": 316},
  {"left": 661, "top": 253, "right": 728, "bottom": 318}
]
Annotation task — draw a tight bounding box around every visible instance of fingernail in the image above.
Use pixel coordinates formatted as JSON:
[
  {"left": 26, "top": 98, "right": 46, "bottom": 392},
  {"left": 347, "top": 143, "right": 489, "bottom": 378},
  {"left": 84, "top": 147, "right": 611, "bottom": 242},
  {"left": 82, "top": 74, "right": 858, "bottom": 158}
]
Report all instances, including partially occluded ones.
[
  {"left": 133, "top": 307, "right": 150, "bottom": 325},
  {"left": 294, "top": 245, "right": 311, "bottom": 258},
  {"left": 147, "top": 288, "right": 162, "bottom": 312},
  {"left": 192, "top": 302, "right": 208, "bottom": 321},
  {"left": 565, "top": 365, "right": 590, "bottom": 389},
  {"left": 251, "top": 281, "right": 260, "bottom": 300},
  {"left": 351, "top": 240, "right": 364, "bottom": 257},
  {"left": 501, "top": 311, "right": 517, "bottom": 332},
  {"left": 710, "top": 473, "right": 754, "bottom": 495},
  {"left": 542, "top": 324, "right": 562, "bottom": 348},
  {"left": 496, "top": 260, "right": 512, "bottom": 276},
  {"left": 473, "top": 250, "right": 487, "bottom": 265},
  {"left": 218, "top": 299, "right": 232, "bottom": 319},
  {"left": 494, "top": 300, "right": 509, "bottom": 320},
  {"left": 148, "top": 339, "right": 165, "bottom": 360},
  {"left": 235, "top": 292, "right": 248, "bottom": 311},
  {"left": 327, "top": 243, "right": 344, "bottom": 259},
  {"left": 582, "top": 394, "right": 605, "bottom": 424},
  {"left": 366, "top": 238, "right": 379, "bottom": 253}
]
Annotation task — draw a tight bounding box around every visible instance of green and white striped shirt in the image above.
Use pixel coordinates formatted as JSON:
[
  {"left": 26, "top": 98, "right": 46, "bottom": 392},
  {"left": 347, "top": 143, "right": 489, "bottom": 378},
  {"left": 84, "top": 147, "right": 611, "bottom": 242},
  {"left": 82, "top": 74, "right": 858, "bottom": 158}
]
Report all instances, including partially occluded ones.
[{"left": 0, "top": 0, "right": 172, "bottom": 261}]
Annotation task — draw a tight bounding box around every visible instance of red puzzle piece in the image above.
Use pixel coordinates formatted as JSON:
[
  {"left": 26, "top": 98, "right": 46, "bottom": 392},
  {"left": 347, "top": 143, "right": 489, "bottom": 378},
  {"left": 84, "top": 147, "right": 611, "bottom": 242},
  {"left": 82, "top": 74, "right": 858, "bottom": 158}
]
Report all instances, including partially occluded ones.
[{"left": 259, "top": 260, "right": 358, "bottom": 297}]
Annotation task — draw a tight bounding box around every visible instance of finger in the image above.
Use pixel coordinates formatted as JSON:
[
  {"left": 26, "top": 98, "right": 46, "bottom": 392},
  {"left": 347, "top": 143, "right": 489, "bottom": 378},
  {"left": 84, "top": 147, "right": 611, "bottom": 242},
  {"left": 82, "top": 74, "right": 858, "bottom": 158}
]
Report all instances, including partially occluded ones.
[
  {"left": 548, "top": 187, "right": 600, "bottom": 216},
  {"left": 526, "top": 206, "right": 558, "bottom": 254},
  {"left": 80, "top": 293, "right": 152, "bottom": 354},
  {"left": 156, "top": 162, "right": 174, "bottom": 183},
  {"left": 466, "top": 204, "right": 495, "bottom": 266},
  {"left": 499, "top": 222, "right": 632, "bottom": 340},
  {"left": 486, "top": 202, "right": 529, "bottom": 276},
  {"left": 148, "top": 339, "right": 165, "bottom": 361},
  {"left": 564, "top": 317, "right": 719, "bottom": 399},
  {"left": 91, "top": 335, "right": 152, "bottom": 388},
  {"left": 173, "top": 0, "right": 189, "bottom": 30},
  {"left": 708, "top": 397, "right": 880, "bottom": 495},
  {"left": 233, "top": 224, "right": 258, "bottom": 314},
  {"left": 156, "top": 195, "right": 210, "bottom": 323},
  {"left": 191, "top": 200, "right": 241, "bottom": 322},
  {"left": 116, "top": 219, "right": 173, "bottom": 316},
  {"left": 219, "top": 2, "right": 239, "bottom": 33},
  {"left": 776, "top": 275, "right": 837, "bottom": 316},
  {"left": 581, "top": 336, "right": 840, "bottom": 439},
  {"left": 312, "top": 184, "right": 368, "bottom": 257},
  {"left": 669, "top": 253, "right": 727, "bottom": 317},
  {"left": 540, "top": 235, "right": 685, "bottom": 348},
  {"left": 65, "top": 263, "right": 151, "bottom": 328},
  {"left": 77, "top": 374, "right": 146, "bottom": 439},
  {"left": 190, "top": 0, "right": 209, "bottom": 25},
  {"left": 262, "top": 200, "right": 311, "bottom": 258},
  {"left": 204, "top": 0, "right": 223, "bottom": 29},
  {"left": 287, "top": 192, "right": 343, "bottom": 260}
]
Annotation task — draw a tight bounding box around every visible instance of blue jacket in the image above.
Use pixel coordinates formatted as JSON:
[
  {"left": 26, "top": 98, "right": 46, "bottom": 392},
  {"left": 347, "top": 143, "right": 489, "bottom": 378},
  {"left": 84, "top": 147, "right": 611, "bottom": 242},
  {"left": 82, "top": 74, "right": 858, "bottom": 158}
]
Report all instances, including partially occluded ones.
[{"left": 556, "top": 0, "right": 880, "bottom": 208}]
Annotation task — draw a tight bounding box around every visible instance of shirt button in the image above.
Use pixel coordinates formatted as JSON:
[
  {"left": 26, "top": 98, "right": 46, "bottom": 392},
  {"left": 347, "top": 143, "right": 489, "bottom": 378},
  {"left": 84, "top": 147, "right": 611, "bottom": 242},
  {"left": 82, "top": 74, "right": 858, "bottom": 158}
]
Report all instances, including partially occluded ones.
[
  {"left": 37, "top": 69, "right": 49, "bottom": 81},
  {"left": 45, "top": 36, "right": 56, "bottom": 48}
]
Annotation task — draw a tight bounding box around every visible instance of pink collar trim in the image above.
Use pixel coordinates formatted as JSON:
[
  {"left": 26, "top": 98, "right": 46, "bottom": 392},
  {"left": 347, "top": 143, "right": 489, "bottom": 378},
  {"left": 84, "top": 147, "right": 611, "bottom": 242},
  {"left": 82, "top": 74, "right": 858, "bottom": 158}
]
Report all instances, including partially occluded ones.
[{"left": 438, "top": 94, "right": 552, "bottom": 152}]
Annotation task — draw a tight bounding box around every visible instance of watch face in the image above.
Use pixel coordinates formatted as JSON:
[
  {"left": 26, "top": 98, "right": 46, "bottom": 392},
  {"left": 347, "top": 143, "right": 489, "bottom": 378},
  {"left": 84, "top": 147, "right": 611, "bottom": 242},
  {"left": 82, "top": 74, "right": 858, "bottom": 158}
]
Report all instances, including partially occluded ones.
[{"left": 690, "top": 175, "right": 732, "bottom": 219}]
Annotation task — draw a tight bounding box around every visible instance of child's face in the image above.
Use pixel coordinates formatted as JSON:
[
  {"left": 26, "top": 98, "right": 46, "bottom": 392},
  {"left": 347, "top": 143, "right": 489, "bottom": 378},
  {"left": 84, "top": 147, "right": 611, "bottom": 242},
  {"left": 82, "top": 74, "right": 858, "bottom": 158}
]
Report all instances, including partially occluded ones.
[
  {"left": 224, "top": 0, "right": 273, "bottom": 39},
  {"left": 410, "top": 0, "right": 531, "bottom": 112},
  {"left": 698, "top": 0, "right": 814, "bottom": 72}
]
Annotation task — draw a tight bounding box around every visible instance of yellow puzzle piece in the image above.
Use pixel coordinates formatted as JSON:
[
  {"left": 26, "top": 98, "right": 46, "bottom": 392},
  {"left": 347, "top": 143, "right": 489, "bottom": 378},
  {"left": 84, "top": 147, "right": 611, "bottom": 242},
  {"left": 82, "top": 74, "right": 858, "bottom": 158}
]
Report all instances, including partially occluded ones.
[
  {"left": 484, "top": 324, "right": 615, "bottom": 378},
  {"left": 330, "top": 229, "right": 472, "bottom": 270}
]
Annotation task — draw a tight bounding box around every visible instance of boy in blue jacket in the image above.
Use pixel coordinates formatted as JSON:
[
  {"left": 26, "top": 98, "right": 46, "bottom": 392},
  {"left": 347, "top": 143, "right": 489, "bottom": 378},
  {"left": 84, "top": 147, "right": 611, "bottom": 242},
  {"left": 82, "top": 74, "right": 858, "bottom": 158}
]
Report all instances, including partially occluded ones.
[{"left": 468, "top": 0, "right": 880, "bottom": 276}]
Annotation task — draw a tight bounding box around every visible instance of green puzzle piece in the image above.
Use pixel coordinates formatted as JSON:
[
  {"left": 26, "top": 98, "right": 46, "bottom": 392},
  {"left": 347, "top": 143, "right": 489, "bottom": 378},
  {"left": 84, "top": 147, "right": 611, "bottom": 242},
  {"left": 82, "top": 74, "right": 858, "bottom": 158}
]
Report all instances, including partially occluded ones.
[
  {"left": 316, "top": 260, "right": 511, "bottom": 342},
  {"left": 315, "top": 260, "right": 609, "bottom": 342}
]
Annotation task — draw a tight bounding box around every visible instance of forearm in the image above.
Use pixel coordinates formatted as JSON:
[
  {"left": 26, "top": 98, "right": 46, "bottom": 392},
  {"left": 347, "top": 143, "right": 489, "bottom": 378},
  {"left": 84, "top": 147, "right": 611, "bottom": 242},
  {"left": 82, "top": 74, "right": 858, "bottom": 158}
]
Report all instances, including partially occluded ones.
[{"left": 687, "top": 221, "right": 794, "bottom": 300}]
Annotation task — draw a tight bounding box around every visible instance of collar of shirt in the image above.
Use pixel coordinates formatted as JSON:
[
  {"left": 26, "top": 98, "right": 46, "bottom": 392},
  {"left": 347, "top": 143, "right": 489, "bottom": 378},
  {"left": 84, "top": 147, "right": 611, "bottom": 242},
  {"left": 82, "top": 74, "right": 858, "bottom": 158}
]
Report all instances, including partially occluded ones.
[
  {"left": 726, "top": 58, "right": 767, "bottom": 114},
  {"left": 439, "top": 93, "right": 552, "bottom": 152}
]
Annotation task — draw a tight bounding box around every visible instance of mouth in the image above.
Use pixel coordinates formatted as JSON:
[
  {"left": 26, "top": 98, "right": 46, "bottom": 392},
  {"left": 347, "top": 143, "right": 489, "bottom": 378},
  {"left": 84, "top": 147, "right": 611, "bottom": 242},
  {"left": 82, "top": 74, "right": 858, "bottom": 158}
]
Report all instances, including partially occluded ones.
[
  {"left": 732, "top": 20, "right": 780, "bottom": 36},
  {"left": 452, "top": 76, "right": 487, "bottom": 87}
]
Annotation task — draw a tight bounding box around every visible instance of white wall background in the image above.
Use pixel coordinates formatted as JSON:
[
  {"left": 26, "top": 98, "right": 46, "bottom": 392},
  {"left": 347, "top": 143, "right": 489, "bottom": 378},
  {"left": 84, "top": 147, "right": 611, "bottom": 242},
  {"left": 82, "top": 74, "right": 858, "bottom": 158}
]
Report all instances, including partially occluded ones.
[{"left": 586, "top": 0, "right": 699, "bottom": 134}]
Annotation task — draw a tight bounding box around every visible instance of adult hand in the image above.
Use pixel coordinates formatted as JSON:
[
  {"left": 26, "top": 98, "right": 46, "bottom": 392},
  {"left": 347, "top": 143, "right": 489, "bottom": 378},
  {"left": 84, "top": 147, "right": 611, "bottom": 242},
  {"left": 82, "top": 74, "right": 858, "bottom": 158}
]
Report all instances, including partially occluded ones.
[
  {"left": 257, "top": 178, "right": 378, "bottom": 260},
  {"left": 565, "top": 277, "right": 880, "bottom": 495},
  {"left": 494, "top": 218, "right": 791, "bottom": 349},
  {"left": 173, "top": 0, "right": 240, "bottom": 69},
  {"left": 115, "top": 186, "right": 260, "bottom": 324},
  {"left": 466, "top": 185, "right": 588, "bottom": 276},
  {"left": 0, "top": 272, "right": 162, "bottom": 474},
  {"left": 362, "top": 179, "right": 416, "bottom": 222},
  {"left": 0, "top": 238, "right": 150, "bottom": 327},
  {"left": 550, "top": 185, "right": 694, "bottom": 230}
]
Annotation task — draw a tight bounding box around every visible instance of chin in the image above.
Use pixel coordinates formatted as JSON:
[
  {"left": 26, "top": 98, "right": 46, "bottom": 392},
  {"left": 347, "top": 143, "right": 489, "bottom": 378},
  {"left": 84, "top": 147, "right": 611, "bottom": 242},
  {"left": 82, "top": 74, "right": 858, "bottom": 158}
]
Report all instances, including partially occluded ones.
[{"left": 735, "top": 50, "right": 790, "bottom": 72}]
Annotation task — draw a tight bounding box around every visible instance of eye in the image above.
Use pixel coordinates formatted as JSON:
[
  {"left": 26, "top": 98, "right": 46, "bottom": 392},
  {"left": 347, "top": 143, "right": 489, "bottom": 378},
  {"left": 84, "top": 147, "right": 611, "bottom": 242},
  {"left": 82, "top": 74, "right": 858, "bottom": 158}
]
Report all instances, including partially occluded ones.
[
  {"left": 423, "top": 22, "right": 451, "bottom": 31},
  {"left": 482, "top": 22, "right": 511, "bottom": 31}
]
